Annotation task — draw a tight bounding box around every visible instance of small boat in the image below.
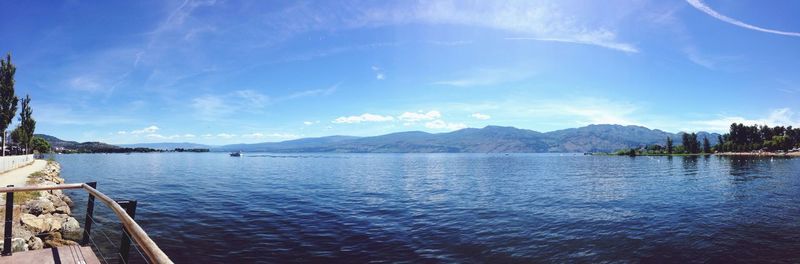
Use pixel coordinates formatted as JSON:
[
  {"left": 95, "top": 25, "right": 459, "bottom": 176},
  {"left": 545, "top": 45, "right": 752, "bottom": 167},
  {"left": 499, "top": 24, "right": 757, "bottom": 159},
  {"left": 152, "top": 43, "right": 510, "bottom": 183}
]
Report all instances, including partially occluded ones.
[{"left": 230, "top": 151, "right": 242, "bottom": 157}]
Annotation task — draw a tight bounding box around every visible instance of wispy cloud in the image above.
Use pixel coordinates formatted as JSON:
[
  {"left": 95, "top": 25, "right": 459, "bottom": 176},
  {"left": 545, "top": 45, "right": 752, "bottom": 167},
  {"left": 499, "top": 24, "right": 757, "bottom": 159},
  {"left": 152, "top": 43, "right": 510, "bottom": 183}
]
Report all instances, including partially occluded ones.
[
  {"left": 270, "top": 1, "right": 637, "bottom": 53},
  {"left": 505, "top": 36, "right": 638, "bottom": 53},
  {"left": 433, "top": 68, "right": 534, "bottom": 87},
  {"left": 130, "top": 125, "right": 160, "bottom": 134},
  {"left": 686, "top": 0, "right": 800, "bottom": 37},
  {"left": 191, "top": 85, "right": 336, "bottom": 121},
  {"left": 332, "top": 113, "right": 395, "bottom": 124},
  {"left": 688, "top": 108, "right": 800, "bottom": 133},
  {"left": 242, "top": 132, "right": 300, "bottom": 140}
]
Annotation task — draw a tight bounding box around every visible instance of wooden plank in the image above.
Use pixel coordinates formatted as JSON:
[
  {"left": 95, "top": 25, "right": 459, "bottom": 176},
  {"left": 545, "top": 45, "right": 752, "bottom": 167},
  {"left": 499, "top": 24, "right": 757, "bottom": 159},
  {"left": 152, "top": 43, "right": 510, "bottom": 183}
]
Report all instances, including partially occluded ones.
[{"left": 0, "top": 245, "right": 101, "bottom": 264}]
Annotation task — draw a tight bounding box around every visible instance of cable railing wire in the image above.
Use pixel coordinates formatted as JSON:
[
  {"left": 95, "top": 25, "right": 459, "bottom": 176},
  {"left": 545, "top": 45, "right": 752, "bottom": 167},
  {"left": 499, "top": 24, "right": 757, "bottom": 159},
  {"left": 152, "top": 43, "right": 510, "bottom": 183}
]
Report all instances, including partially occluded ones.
[
  {"left": 86, "top": 205, "right": 151, "bottom": 264},
  {"left": 83, "top": 227, "right": 112, "bottom": 264},
  {"left": 120, "top": 225, "right": 152, "bottom": 264}
]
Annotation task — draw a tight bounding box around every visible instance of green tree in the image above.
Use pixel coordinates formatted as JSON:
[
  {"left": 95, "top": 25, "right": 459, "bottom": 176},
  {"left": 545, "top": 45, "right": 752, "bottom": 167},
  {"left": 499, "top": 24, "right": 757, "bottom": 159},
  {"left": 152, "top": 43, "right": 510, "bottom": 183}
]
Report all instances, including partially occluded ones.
[
  {"left": 31, "top": 136, "right": 50, "bottom": 154},
  {"left": 18, "top": 95, "right": 34, "bottom": 154},
  {"left": 666, "top": 137, "right": 673, "bottom": 154},
  {"left": 10, "top": 126, "right": 24, "bottom": 151},
  {"left": 0, "top": 54, "right": 18, "bottom": 156},
  {"left": 702, "top": 136, "right": 711, "bottom": 153}
]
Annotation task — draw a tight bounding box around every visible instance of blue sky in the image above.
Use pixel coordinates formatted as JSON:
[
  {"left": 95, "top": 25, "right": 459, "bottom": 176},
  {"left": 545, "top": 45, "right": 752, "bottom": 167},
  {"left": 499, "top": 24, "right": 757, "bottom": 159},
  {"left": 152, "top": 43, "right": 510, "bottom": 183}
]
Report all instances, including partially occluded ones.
[{"left": 1, "top": 0, "right": 798, "bottom": 144}]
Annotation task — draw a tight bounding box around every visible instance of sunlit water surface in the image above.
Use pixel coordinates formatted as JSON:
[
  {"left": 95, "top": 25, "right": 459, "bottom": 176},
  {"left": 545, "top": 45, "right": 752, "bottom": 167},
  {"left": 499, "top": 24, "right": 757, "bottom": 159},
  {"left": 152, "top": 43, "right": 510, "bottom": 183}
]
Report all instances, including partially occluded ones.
[{"left": 55, "top": 153, "right": 800, "bottom": 263}]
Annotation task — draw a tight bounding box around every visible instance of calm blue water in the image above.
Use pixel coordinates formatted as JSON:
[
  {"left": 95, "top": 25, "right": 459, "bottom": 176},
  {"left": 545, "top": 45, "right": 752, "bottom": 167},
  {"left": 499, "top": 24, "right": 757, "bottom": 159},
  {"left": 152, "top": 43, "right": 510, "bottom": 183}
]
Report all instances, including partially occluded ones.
[{"left": 55, "top": 153, "right": 800, "bottom": 263}]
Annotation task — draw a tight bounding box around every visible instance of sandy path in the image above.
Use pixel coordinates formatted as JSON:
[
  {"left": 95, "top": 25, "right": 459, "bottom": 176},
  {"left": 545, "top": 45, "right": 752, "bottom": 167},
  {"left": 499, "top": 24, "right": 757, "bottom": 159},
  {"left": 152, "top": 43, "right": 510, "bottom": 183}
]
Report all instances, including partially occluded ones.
[{"left": 0, "top": 159, "right": 47, "bottom": 187}]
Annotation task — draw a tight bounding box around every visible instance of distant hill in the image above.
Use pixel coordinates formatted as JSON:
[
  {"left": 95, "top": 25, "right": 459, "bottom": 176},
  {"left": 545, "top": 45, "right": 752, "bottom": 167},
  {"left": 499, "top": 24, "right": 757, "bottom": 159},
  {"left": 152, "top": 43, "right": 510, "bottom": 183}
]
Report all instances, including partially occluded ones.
[
  {"left": 118, "top": 142, "right": 213, "bottom": 150},
  {"left": 35, "top": 134, "right": 120, "bottom": 152},
  {"left": 213, "top": 124, "right": 721, "bottom": 153},
  {"left": 36, "top": 125, "right": 720, "bottom": 153}
]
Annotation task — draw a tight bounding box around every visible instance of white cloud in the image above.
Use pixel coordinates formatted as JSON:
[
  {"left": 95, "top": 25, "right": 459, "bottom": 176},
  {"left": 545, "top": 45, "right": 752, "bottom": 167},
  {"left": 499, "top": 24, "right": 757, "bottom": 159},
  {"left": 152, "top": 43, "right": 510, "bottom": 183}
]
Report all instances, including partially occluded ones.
[
  {"left": 686, "top": 0, "right": 800, "bottom": 37},
  {"left": 371, "top": 66, "right": 385, "bottom": 80},
  {"left": 242, "top": 133, "right": 301, "bottom": 140},
  {"left": 303, "top": 121, "right": 319, "bottom": 125},
  {"left": 217, "top": 133, "right": 236, "bottom": 139},
  {"left": 130, "top": 125, "right": 160, "bottom": 134},
  {"left": 398, "top": 110, "right": 441, "bottom": 122},
  {"left": 471, "top": 113, "right": 491, "bottom": 120},
  {"left": 688, "top": 108, "right": 800, "bottom": 133},
  {"left": 184, "top": 134, "right": 196, "bottom": 138},
  {"left": 425, "top": 120, "right": 467, "bottom": 131},
  {"left": 145, "top": 134, "right": 179, "bottom": 140},
  {"left": 333, "top": 113, "right": 394, "bottom": 124},
  {"left": 116, "top": 131, "right": 127, "bottom": 135}
]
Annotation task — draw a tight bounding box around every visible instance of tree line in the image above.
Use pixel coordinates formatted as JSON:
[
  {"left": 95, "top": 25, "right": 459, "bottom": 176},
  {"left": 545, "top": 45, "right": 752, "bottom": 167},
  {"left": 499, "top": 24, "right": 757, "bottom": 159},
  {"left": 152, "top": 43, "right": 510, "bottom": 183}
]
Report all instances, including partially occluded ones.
[
  {"left": 0, "top": 53, "right": 47, "bottom": 155},
  {"left": 617, "top": 123, "right": 800, "bottom": 156},
  {"left": 717, "top": 123, "right": 800, "bottom": 152}
]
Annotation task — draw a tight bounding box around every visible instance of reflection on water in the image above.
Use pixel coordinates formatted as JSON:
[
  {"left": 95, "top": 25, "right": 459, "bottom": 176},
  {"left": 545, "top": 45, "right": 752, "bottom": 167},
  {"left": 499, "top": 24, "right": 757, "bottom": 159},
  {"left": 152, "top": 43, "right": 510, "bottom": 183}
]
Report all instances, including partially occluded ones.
[{"left": 55, "top": 153, "right": 800, "bottom": 263}]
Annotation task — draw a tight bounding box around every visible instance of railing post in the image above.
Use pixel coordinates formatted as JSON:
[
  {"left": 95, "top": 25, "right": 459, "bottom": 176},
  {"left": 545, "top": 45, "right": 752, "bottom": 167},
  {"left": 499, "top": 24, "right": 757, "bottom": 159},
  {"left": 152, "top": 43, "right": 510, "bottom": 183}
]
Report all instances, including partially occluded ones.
[
  {"left": 3, "top": 185, "right": 14, "bottom": 256},
  {"left": 81, "top": 182, "right": 97, "bottom": 246},
  {"left": 117, "top": 200, "right": 137, "bottom": 264}
]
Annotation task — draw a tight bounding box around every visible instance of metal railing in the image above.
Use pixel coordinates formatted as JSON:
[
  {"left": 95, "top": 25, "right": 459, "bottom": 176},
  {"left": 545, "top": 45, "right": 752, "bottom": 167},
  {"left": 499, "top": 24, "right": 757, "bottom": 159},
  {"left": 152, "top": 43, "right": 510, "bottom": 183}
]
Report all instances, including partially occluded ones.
[{"left": 0, "top": 183, "right": 172, "bottom": 264}]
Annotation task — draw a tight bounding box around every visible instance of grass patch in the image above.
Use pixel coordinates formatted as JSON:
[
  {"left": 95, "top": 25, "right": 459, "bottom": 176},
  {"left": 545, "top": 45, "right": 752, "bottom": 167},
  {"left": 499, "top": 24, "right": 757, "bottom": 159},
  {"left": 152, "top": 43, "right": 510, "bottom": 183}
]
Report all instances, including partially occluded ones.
[{"left": 12, "top": 191, "right": 41, "bottom": 205}]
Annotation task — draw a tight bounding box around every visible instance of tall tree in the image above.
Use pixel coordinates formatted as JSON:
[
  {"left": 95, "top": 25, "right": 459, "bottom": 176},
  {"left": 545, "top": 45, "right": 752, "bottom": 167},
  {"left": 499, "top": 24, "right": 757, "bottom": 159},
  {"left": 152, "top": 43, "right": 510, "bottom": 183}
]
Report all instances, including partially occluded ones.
[
  {"left": 18, "top": 95, "right": 34, "bottom": 154},
  {"left": 31, "top": 136, "right": 50, "bottom": 154},
  {"left": 666, "top": 137, "right": 673, "bottom": 154},
  {"left": 702, "top": 136, "right": 711, "bottom": 153},
  {"left": 0, "top": 54, "right": 18, "bottom": 156}
]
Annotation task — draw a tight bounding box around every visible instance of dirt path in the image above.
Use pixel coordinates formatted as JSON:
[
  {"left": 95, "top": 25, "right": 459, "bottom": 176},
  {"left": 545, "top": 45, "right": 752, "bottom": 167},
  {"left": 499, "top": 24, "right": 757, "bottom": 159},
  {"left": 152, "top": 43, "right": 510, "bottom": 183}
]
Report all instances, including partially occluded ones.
[{"left": 0, "top": 159, "right": 47, "bottom": 187}]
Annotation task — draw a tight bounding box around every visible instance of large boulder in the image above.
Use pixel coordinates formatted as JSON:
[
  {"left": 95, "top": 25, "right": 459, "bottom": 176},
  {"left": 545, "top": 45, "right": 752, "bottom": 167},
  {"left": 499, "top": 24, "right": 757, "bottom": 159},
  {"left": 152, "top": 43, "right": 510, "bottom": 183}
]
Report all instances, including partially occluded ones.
[
  {"left": 24, "top": 198, "right": 56, "bottom": 216},
  {"left": 20, "top": 213, "right": 64, "bottom": 233},
  {"left": 61, "top": 217, "right": 82, "bottom": 240},
  {"left": 0, "top": 238, "right": 28, "bottom": 253},
  {"left": 27, "top": 236, "right": 43, "bottom": 250},
  {"left": 20, "top": 213, "right": 49, "bottom": 233},
  {"left": 43, "top": 232, "right": 78, "bottom": 248}
]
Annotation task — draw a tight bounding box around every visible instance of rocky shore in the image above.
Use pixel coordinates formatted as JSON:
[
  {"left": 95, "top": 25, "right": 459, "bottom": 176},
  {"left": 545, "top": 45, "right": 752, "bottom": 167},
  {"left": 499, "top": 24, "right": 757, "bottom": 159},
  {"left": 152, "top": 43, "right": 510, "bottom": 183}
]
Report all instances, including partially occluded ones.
[{"left": 0, "top": 161, "right": 81, "bottom": 252}]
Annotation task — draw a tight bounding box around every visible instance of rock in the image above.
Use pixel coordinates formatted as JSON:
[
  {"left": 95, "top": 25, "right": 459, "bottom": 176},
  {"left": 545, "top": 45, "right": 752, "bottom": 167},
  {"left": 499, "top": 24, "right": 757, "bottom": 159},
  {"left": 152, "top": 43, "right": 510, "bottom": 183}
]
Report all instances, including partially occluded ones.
[
  {"left": 55, "top": 205, "right": 71, "bottom": 215},
  {"left": 44, "top": 232, "right": 78, "bottom": 248},
  {"left": 61, "top": 217, "right": 82, "bottom": 241},
  {"left": 0, "top": 238, "right": 28, "bottom": 253},
  {"left": 27, "top": 236, "right": 43, "bottom": 250},
  {"left": 21, "top": 213, "right": 49, "bottom": 233},
  {"left": 62, "top": 195, "right": 74, "bottom": 207},
  {"left": 20, "top": 213, "right": 64, "bottom": 233},
  {"left": 24, "top": 198, "right": 55, "bottom": 216}
]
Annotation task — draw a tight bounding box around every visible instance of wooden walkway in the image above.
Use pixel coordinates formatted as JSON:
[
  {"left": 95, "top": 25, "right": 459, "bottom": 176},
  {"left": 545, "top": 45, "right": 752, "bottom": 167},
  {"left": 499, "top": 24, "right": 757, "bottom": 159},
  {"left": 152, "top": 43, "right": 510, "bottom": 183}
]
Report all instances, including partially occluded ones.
[{"left": 0, "top": 245, "right": 101, "bottom": 264}]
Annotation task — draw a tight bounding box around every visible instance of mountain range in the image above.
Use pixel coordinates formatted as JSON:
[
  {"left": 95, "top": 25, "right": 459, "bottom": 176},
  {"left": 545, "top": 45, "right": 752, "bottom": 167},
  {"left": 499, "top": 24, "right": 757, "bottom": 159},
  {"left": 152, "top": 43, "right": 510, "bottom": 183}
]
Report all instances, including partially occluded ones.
[
  {"left": 38, "top": 124, "right": 721, "bottom": 153},
  {"left": 216, "top": 124, "right": 720, "bottom": 153}
]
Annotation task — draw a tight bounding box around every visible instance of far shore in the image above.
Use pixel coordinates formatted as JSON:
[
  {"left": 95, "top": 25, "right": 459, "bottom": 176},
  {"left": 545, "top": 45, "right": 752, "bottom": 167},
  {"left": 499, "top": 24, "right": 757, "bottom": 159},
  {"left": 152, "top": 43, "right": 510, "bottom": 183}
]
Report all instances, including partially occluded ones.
[
  {"left": 601, "top": 151, "right": 800, "bottom": 157},
  {"left": 715, "top": 151, "right": 800, "bottom": 157}
]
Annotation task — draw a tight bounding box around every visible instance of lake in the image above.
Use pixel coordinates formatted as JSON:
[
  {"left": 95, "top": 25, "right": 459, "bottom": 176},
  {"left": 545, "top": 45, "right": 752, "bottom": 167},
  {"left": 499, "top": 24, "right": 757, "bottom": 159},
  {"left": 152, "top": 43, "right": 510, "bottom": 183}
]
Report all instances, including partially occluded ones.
[{"left": 55, "top": 153, "right": 800, "bottom": 263}]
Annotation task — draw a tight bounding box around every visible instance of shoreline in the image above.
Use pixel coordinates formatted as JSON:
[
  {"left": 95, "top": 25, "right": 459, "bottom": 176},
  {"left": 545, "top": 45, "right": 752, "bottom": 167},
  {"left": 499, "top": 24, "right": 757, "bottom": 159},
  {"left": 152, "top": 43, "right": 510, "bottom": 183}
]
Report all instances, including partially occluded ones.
[
  {"left": 715, "top": 152, "right": 800, "bottom": 157},
  {"left": 602, "top": 152, "right": 800, "bottom": 157},
  {"left": 0, "top": 160, "right": 80, "bottom": 252}
]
